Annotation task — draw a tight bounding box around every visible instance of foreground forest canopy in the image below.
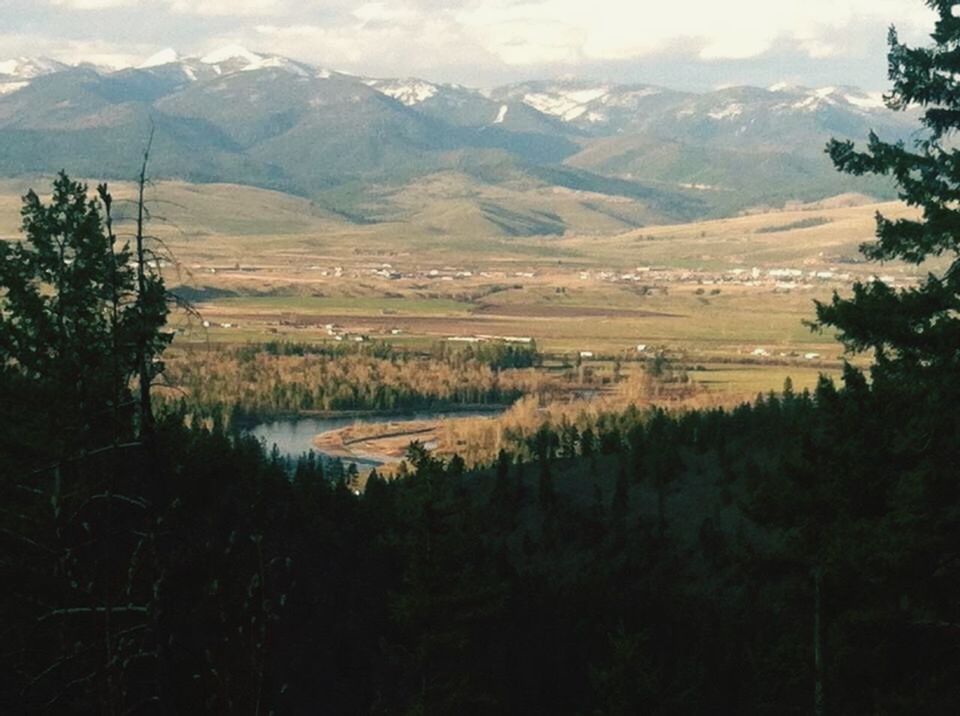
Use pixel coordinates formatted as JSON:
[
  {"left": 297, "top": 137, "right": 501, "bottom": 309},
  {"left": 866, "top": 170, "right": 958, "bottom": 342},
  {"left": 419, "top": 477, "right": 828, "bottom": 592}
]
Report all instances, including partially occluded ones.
[{"left": 3, "top": 1, "right": 960, "bottom": 713}]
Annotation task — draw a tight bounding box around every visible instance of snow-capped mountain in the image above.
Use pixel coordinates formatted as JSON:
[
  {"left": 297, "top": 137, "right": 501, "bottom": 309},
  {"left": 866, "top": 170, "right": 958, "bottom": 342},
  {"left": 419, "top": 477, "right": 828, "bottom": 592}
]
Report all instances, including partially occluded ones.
[
  {"left": 492, "top": 79, "right": 679, "bottom": 126},
  {"left": 492, "top": 79, "right": 901, "bottom": 140},
  {"left": 0, "top": 56, "right": 67, "bottom": 80},
  {"left": 0, "top": 46, "right": 917, "bottom": 220},
  {"left": 138, "top": 48, "right": 180, "bottom": 70},
  {"left": 0, "top": 45, "right": 336, "bottom": 98},
  {"left": 0, "top": 56, "right": 67, "bottom": 95},
  {"left": 364, "top": 78, "right": 440, "bottom": 107}
]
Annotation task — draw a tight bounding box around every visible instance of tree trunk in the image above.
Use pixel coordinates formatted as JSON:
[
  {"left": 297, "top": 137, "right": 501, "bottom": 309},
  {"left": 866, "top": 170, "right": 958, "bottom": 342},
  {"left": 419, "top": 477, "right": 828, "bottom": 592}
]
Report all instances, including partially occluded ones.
[
  {"left": 135, "top": 130, "right": 154, "bottom": 439},
  {"left": 814, "top": 565, "right": 825, "bottom": 716}
]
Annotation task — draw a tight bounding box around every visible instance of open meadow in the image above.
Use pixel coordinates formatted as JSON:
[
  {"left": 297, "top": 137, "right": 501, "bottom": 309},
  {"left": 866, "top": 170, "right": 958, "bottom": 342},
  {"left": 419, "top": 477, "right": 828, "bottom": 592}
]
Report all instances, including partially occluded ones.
[{"left": 0, "top": 178, "right": 924, "bottom": 398}]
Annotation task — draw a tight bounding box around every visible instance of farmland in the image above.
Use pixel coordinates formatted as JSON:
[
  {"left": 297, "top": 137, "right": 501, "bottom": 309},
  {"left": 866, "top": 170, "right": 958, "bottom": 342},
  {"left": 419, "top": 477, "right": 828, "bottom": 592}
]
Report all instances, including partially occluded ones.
[{"left": 0, "top": 178, "right": 924, "bottom": 398}]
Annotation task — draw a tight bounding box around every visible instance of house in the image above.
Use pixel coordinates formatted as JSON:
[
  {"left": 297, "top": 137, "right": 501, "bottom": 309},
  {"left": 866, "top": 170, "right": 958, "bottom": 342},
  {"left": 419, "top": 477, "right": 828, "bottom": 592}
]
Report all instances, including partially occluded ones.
[
  {"left": 636, "top": 344, "right": 648, "bottom": 353},
  {"left": 751, "top": 347, "right": 770, "bottom": 357},
  {"left": 579, "top": 351, "right": 594, "bottom": 359}
]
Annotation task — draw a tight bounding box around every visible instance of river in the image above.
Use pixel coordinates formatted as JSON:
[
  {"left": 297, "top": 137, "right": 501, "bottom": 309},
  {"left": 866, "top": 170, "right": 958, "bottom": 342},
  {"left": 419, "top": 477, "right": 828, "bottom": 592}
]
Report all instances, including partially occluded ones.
[{"left": 246, "top": 408, "right": 506, "bottom": 468}]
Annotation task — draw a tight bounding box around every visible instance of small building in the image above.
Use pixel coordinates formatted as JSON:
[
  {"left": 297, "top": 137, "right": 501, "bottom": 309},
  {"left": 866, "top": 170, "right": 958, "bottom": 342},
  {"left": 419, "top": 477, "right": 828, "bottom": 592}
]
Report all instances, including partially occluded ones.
[{"left": 579, "top": 351, "right": 594, "bottom": 359}]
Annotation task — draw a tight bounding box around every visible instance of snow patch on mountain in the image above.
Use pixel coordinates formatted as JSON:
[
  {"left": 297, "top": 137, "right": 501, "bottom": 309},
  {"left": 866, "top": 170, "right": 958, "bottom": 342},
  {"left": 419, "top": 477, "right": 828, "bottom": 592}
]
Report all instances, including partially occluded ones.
[
  {"left": 600, "top": 88, "right": 661, "bottom": 108},
  {"left": 0, "top": 56, "right": 66, "bottom": 79},
  {"left": 369, "top": 80, "right": 438, "bottom": 106},
  {"left": 521, "top": 86, "right": 608, "bottom": 121},
  {"left": 138, "top": 48, "right": 179, "bottom": 69},
  {"left": 0, "top": 81, "right": 28, "bottom": 95},
  {"left": 772, "top": 85, "right": 888, "bottom": 113},
  {"left": 523, "top": 92, "right": 585, "bottom": 120},
  {"left": 494, "top": 104, "right": 508, "bottom": 123},
  {"left": 844, "top": 91, "right": 885, "bottom": 109},
  {"left": 244, "top": 56, "right": 311, "bottom": 77},
  {"left": 201, "top": 45, "right": 263, "bottom": 65},
  {"left": 708, "top": 103, "right": 743, "bottom": 120}
]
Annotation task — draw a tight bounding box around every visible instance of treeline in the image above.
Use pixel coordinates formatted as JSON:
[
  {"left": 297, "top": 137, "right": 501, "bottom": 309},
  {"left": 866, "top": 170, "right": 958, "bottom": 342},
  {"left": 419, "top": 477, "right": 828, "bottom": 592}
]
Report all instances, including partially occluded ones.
[
  {"left": 428, "top": 339, "right": 541, "bottom": 370},
  {"left": 162, "top": 342, "right": 545, "bottom": 421},
  {"left": 239, "top": 338, "right": 540, "bottom": 371}
]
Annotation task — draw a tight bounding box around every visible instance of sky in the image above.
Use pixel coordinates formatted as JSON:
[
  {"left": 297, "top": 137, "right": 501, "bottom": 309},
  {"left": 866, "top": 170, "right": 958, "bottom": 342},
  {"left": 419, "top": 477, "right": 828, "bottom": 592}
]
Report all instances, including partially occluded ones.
[{"left": 0, "top": 0, "right": 940, "bottom": 90}]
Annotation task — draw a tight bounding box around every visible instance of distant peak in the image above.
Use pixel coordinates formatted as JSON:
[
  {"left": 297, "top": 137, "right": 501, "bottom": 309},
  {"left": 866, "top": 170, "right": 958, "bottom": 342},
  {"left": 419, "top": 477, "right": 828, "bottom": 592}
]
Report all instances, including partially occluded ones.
[
  {"left": 138, "top": 48, "right": 179, "bottom": 69},
  {"left": 200, "top": 45, "right": 262, "bottom": 65},
  {"left": 369, "top": 78, "right": 439, "bottom": 106},
  {"left": 768, "top": 81, "right": 799, "bottom": 93},
  {"left": 0, "top": 56, "right": 66, "bottom": 79}
]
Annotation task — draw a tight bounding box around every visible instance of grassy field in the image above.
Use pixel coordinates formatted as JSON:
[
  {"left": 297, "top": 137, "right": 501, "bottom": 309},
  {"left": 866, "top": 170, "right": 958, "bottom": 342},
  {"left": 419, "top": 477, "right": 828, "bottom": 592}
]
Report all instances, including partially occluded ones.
[{"left": 1, "top": 178, "right": 904, "bottom": 396}]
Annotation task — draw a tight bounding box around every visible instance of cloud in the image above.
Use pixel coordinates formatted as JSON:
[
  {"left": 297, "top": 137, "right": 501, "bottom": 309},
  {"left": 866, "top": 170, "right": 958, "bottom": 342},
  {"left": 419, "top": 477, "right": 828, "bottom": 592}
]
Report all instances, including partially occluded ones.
[
  {"left": 8, "top": 0, "right": 942, "bottom": 89},
  {"left": 166, "top": 0, "right": 287, "bottom": 16},
  {"left": 46, "top": 0, "right": 287, "bottom": 15},
  {"left": 452, "top": 0, "right": 934, "bottom": 64},
  {"left": 250, "top": 17, "right": 490, "bottom": 76},
  {"left": 48, "top": 0, "right": 139, "bottom": 8},
  {"left": 0, "top": 33, "right": 149, "bottom": 68}
]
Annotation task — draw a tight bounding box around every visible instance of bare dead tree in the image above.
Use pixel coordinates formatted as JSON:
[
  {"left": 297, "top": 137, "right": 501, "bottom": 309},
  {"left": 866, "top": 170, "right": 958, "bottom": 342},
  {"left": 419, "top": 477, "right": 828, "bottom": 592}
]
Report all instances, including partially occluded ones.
[{"left": 135, "top": 127, "right": 156, "bottom": 439}]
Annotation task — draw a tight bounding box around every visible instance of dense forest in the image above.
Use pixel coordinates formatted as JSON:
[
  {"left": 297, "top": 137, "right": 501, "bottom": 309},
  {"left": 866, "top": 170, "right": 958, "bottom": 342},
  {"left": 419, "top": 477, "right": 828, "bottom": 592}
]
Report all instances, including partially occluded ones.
[
  {"left": 4, "top": 354, "right": 960, "bottom": 712},
  {"left": 4, "top": 3, "right": 960, "bottom": 712}
]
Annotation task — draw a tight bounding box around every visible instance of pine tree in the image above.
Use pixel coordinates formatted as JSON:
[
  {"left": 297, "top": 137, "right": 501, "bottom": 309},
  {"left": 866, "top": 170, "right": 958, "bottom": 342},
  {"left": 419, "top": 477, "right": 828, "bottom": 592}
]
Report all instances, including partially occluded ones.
[
  {"left": 820, "top": 1, "right": 960, "bottom": 379},
  {"left": 0, "top": 173, "right": 167, "bottom": 455}
]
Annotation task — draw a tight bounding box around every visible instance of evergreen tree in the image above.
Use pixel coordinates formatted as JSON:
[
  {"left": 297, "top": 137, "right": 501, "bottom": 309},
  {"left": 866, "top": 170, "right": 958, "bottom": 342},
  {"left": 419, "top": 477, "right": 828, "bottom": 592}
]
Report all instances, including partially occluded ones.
[
  {"left": 0, "top": 174, "right": 150, "bottom": 454},
  {"left": 612, "top": 462, "right": 629, "bottom": 522},
  {"left": 821, "top": 0, "right": 960, "bottom": 380}
]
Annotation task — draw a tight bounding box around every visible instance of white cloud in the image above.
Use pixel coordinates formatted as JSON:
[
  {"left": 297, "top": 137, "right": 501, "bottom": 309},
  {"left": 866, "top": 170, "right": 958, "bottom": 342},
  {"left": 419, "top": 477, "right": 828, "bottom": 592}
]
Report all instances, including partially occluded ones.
[
  {"left": 452, "top": 0, "right": 935, "bottom": 64},
  {"left": 48, "top": 0, "right": 139, "bottom": 8},
  {"left": 10, "top": 0, "right": 943, "bottom": 88},
  {"left": 0, "top": 33, "right": 148, "bottom": 68},
  {"left": 166, "top": 0, "right": 285, "bottom": 16},
  {"left": 352, "top": 2, "right": 418, "bottom": 24},
  {"left": 47, "top": 0, "right": 285, "bottom": 14},
  {"left": 251, "top": 18, "right": 486, "bottom": 74}
]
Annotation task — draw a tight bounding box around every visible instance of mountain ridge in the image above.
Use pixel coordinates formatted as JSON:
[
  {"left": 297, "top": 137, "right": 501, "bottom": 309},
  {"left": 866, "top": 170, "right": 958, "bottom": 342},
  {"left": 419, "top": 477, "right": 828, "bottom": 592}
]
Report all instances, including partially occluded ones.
[{"left": 0, "top": 44, "right": 910, "bottom": 230}]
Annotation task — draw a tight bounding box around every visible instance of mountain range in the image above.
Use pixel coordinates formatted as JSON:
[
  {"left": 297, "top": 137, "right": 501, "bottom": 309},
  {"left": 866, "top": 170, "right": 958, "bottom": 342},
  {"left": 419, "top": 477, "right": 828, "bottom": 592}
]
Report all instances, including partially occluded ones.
[{"left": 0, "top": 46, "right": 913, "bottom": 233}]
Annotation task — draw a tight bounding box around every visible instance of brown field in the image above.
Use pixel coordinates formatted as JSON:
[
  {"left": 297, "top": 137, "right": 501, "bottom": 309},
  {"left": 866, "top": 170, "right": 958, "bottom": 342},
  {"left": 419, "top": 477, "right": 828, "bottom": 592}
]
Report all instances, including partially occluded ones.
[{"left": 1, "top": 179, "right": 917, "bottom": 398}]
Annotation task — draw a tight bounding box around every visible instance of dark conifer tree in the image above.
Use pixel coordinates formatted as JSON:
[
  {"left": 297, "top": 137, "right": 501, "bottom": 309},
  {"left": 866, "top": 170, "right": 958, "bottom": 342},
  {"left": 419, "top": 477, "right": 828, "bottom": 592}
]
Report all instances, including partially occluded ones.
[{"left": 821, "top": 0, "right": 960, "bottom": 381}]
